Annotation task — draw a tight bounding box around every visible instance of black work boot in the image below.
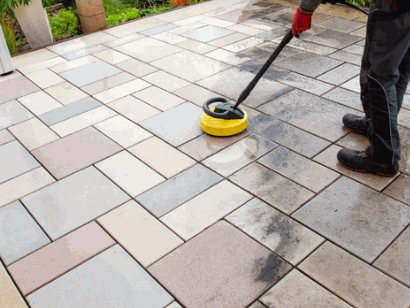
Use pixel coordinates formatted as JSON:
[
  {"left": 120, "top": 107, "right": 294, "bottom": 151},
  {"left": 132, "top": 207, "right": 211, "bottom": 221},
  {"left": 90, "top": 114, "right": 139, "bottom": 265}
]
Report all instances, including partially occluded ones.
[
  {"left": 337, "top": 147, "right": 399, "bottom": 177},
  {"left": 342, "top": 114, "right": 367, "bottom": 136}
]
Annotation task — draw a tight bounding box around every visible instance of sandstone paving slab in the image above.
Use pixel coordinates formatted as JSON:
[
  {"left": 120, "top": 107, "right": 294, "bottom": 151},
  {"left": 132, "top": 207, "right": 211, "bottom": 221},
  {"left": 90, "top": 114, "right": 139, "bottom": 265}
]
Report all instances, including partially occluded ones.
[
  {"left": 93, "top": 49, "right": 131, "bottom": 64},
  {"left": 12, "top": 48, "right": 57, "bottom": 69},
  {"left": 260, "top": 269, "right": 352, "bottom": 308},
  {"left": 0, "top": 140, "right": 40, "bottom": 184},
  {"left": 384, "top": 174, "right": 410, "bottom": 205},
  {"left": 46, "top": 33, "right": 115, "bottom": 55},
  {"left": 200, "top": 17, "right": 235, "bottom": 28},
  {"left": 238, "top": 60, "right": 289, "bottom": 81},
  {"left": 260, "top": 119, "right": 331, "bottom": 158},
  {"left": 140, "top": 23, "right": 180, "bottom": 36},
  {"left": 198, "top": 67, "right": 291, "bottom": 108},
  {"left": 0, "top": 76, "right": 40, "bottom": 104},
  {"left": 258, "top": 147, "right": 340, "bottom": 193},
  {"left": 93, "top": 79, "right": 151, "bottom": 104},
  {"left": 0, "top": 260, "right": 28, "bottom": 308},
  {"left": 399, "top": 126, "right": 410, "bottom": 174},
  {"left": 173, "top": 84, "right": 228, "bottom": 107},
  {"left": 21, "top": 166, "right": 130, "bottom": 240},
  {"left": 136, "top": 164, "right": 222, "bottom": 217},
  {"left": 0, "top": 100, "right": 34, "bottom": 130},
  {"left": 128, "top": 136, "right": 195, "bottom": 178},
  {"left": 399, "top": 108, "right": 410, "bottom": 129},
  {"left": 81, "top": 72, "right": 136, "bottom": 95},
  {"left": 226, "top": 198, "right": 324, "bottom": 264},
  {"left": 303, "top": 29, "right": 362, "bottom": 49},
  {"left": 44, "top": 82, "right": 89, "bottom": 105},
  {"left": 17, "top": 91, "right": 63, "bottom": 116},
  {"left": 26, "top": 69, "right": 65, "bottom": 89},
  {"left": 176, "top": 38, "right": 217, "bottom": 54},
  {"left": 241, "top": 106, "right": 277, "bottom": 133},
  {"left": 103, "top": 18, "right": 166, "bottom": 37},
  {"left": 59, "top": 61, "right": 122, "bottom": 87},
  {"left": 207, "top": 32, "right": 250, "bottom": 47},
  {"left": 285, "top": 39, "right": 337, "bottom": 56},
  {"left": 204, "top": 48, "right": 251, "bottom": 65},
  {"left": 17, "top": 57, "right": 67, "bottom": 75},
  {"left": 26, "top": 245, "right": 174, "bottom": 308},
  {"left": 172, "top": 15, "right": 207, "bottom": 26},
  {"left": 292, "top": 177, "right": 410, "bottom": 262},
  {"left": 329, "top": 50, "right": 362, "bottom": 66},
  {"left": 98, "top": 200, "right": 183, "bottom": 267},
  {"left": 154, "top": 5, "right": 209, "bottom": 22},
  {"left": 315, "top": 17, "right": 364, "bottom": 33},
  {"left": 335, "top": 132, "right": 369, "bottom": 151},
  {"left": 148, "top": 221, "right": 292, "bottom": 308},
  {"left": 49, "top": 55, "right": 99, "bottom": 74},
  {"left": 313, "top": 145, "right": 398, "bottom": 191},
  {"left": 343, "top": 44, "right": 365, "bottom": 55},
  {"left": 0, "top": 129, "right": 14, "bottom": 146},
  {"left": 258, "top": 89, "right": 356, "bottom": 141},
  {"left": 227, "top": 24, "right": 263, "bottom": 35},
  {"left": 202, "top": 134, "right": 277, "bottom": 176},
  {"left": 229, "top": 163, "right": 315, "bottom": 214},
  {"left": 341, "top": 75, "right": 360, "bottom": 93},
  {"left": 139, "top": 102, "right": 203, "bottom": 147},
  {"left": 317, "top": 63, "right": 360, "bottom": 85},
  {"left": 298, "top": 242, "right": 410, "bottom": 308},
  {"left": 115, "top": 59, "right": 158, "bottom": 77},
  {"left": 107, "top": 95, "right": 160, "bottom": 123},
  {"left": 373, "top": 225, "right": 410, "bottom": 287},
  {"left": 322, "top": 87, "right": 363, "bottom": 111},
  {"left": 161, "top": 180, "right": 252, "bottom": 240},
  {"left": 61, "top": 44, "right": 109, "bottom": 61},
  {"left": 142, "top": 71, "right": 190, "bottom": 92},
  {"left": 151, "top": 32, "right": 187, "bottom": 45},
  {"left": 181, "top": 25, "right": 234, "bottom": 42},
  {"left": 32, "top": 127, "right": 122, "bottom": 179},
  {"left": 95, "top": 151, "right": 165, "bottom": 197},
  {"left": 276, "top": 72, "right": 334, "bottom": 96},
  {"left": 247, "top": 301, "right": 266, "bottom": 308},
  {"left": 223, "top": 36, "right": 264, "bottom": 53},
  {"left": 7, "top": 222, "right": 115, "bottom": 296},
  {"left": 0, "top": 201, "right": 50, "bottom": 265},
  {"left": 102, "top": 33, "right": 145, "bottom": 48},
  {"left": 133, "top": 86, "right": 185, "bottom": 111}
]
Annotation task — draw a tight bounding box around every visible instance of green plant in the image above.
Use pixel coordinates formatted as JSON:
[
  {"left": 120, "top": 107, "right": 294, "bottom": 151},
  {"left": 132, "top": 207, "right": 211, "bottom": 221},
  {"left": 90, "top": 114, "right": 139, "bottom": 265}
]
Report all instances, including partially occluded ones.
[
  {"left": 0, "top": 0, "right": 30, "bottom": 20},
  {"left": 346, "top": 0, "right": 369, "bottom": 7},
  {"left": 106, "top": 8, "right": 141, "bottom": 26},
  {"left": 1, "top": 18, "right": 17, "bottom": 53},
  {"left": 48, "top": 8, "right": 78, "bottom": 39}
]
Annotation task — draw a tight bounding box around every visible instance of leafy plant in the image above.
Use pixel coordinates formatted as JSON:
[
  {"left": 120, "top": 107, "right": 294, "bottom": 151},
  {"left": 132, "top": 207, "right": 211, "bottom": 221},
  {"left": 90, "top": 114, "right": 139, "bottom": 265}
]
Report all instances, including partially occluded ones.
[
  {"left": 1, "top": 18, "right": 17, "bottom": 53},
  {"left": 106, "top": 8, "right": 141, "bottom": 26},
  {"left": 346, "top": 0, "right": 369, "bottom": 7},
  {"left": 48, "top": 8, "right": 78, "bottom": 39}
]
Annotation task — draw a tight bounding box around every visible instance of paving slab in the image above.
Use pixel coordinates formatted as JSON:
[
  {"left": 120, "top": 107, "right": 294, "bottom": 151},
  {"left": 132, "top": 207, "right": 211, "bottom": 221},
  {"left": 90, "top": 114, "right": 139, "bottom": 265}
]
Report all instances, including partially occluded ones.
[
  {"left": 0, "top": 76, "right": 40, "bottom": 104},
  {"left": 61, "top": 44, "right": 109, "bottom": 61},
  {"left": 81, "top": 72, "right": 136, "bottom": 95},
  {"left": 0, "top": 260, "right": 29, "bottom": 308},
  {"left": 133, "top": 86, "right": 185, "bottom": 111},
  {"left": 181, "top": 25, "right": 234, "bottom": 42},
  {"left": 17, "top": 91, "right": 63, "bottom": 115},
  {"left": 0, "top": 129, "right": 15, "bottom": 146},
  {"left": 0, "top": 100, "right": 34, "bottom": 130},
  {"left": 115, "top": 59, "right": 158, "bottom": 77},
  {"left": 303, "top": 29, "right": 362, "bottom": 49},
  {"left": 107, "top": 95, "right": 160, "bottom": 123},
  {"left": 384, "top": 174, "right": 410, "bottom": 205},
  {"left": 44, "top": 82, "right": 89, "bottom": 105}
]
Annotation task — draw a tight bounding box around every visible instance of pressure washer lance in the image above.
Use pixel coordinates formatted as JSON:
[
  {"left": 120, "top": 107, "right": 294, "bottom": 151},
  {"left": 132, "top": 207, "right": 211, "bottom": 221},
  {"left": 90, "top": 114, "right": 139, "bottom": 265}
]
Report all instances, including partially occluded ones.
[{"left": 202, "top": 0, "right": 368, "bottom": 123}]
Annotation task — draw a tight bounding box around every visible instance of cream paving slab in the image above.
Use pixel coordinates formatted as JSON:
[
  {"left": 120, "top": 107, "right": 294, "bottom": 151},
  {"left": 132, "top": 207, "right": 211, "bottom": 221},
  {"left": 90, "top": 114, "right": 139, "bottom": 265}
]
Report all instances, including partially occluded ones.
[
  {"left": 260, "top": 269, "right": 352, "bottom": 308},
  {"left": 314, "top": 145, "right": 398, "bottom": 191},
  {"left": 293, "top": 176, "right": 410, "bottom": 262},
  {"left": 161, "top": 180, "right": 252, "bottom": 240},
  {"left": 200, "top": 17, "right": 235, "bottom": 28},
  {"left": 98, "top": 200, "right": 183, "bottom": 267},
  {"left": 0, "top": 76, "right": 40, "bottom": 104},
  {"left": 80, "top": 72, "right": 136, "bottom": 95},
  {"left": 207, "top": 32, "right": 250, "bottom": 47},
  {"left": 151, "top": 32, "right": 187, "bottom": 44},
  {"left": 137, "top": 22, "right": 180, "bottom": 36},
  {"left": 299, "top": 242, "right": 410, "bottom": 308},
  {"left": 17, "top": 91, "right": 63, "bottom": 115},
  {"left": 133, "top": 86, "right": 185, "bottom": 111},
  {"left": 49, "top": 55, "right": 99, "bottom": 74},
  {"left": 17, "top": 57, "right": 67, "bottom": 75},
  {"left": 93, "top": 49, "right": 131, "bottom": 64},
  {"left": 94, "top": 115, "right": 152, "bottom": 147},
  {"left": 335, "top": 132, "right": 369, "bottom": 151},
  {"left": 0, "top": 201, "right": 50, "bottom": 265},
  {"left": 229, "top": 162, "right": 315, "bottom": 214},
  {"left": 340, "top": 75, "right": 360, "bottom": 93},
  {"left": 93, "top": 79, "right": 151, "bottom": 104},
  {"left": 383, "top": 174, "right": 410, "bottom": 205},
  {"left": 103, "top": 18, "right": 166, "bottom": 37},
  {"left": 150, "top": 50, "right": 230, "bottom": 83},
  {"left": 169, "top": 22, "right": 206, "bottom": 34},
  {"left": 180, "top": 25, "right": 234, "bottom": 43},
  {"left": 0, "top": 260, "right": 29, "bottom": 308},
  {"left": 7, "top": 222, "right": 115, "bottom": 296},
  {"left": 0, "top": 100, "right": 34, "bottom": 130},
  {"left": 128, "top": 136, "right": 196, "bottom": 178},
  {"left": 61, "top": 45, "right": 109, "bottom": 61},
  {"left": 25, "top": 69, "right": 65, "bottom": 89},
  {"left": 258, "top": 147, "right": 340, "bottom": 193},
  {"left": 31, "top": 127, "right": 122, "bottom": 180},
  {"left": 176, "top": 39, "right": 217, "bottom": 54},
  {"left": 9, "top": 118, "right": 59, "bottom": 150},
  {"left": 201, "top": 6, "right": 236, "bottom": 18},
  {"left": 50, "top": 106, "right": 117, "bottom": 137},
  {"left": 202, "top": 134, "right": 277, "bottom": 177},
  {"left": 227, "top": 24, "right": 265, "bottom": 35},
  {"left": 108, "top": 95, "right": 160, "bottom": 123},
  {"left": 115, "top": 58, "right": 158, "bottom": 77},
  {"left": 173, "top": 15, "right": 208, "bottom": 26},
  {"left": 226, "top": 198, "right": 324, "bottom": 264},
  {"left": 154, "top": 5, "right": 209, "bottom": 22},
  {"left": 44, "top": 82, "right": 89, "bottom": 105},
  {"left": 205, "top": 48, "right": 251, "bottom": 65},
  {"left": 0, "top": 167, "right": 55, "bottom": 208},
  {"left": 12, "top": 48, "right": 57, "bottom": 69},
  {"left": 95, "top": 151, "right": 165, "bottom": 197},
  {"left": 173, "top": 83, "right": 228, "bottom": 107},
  {"left": 142, "top": 70, "right": 190, "bottom": 92},
  {"left": 102, "top": 33, "right": 145, "bottom": 48},
  {"left": 0, "top": 129, "right": 15, "bottom": 146},
  {"left": 223, "top": 36, "right": 264, "bottom": 53}
]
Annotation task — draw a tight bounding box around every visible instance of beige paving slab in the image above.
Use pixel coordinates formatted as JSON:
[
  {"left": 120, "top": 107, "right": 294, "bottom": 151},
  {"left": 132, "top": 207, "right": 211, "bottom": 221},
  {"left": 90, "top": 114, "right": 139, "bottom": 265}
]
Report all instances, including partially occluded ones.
[
  {"left": 299, "top": 242, "right": 410, "bottom": 308},
  {"left": 0, "top": 70, "right": 22, "bottom": 82},
  {"left": 108, "top": 95, "right": 160, "bottom": 123},
  {"left": 133, "top": 86, "right": 185, "bottom": 111},
  {"left": 0, "top": 167, "right": 55, "bottom": 208},
  {"left": 49, "top": 55, "right": 99, "bottom": 74},
  {"left": 25, "top": 69, "right": 65, "bottom": 89},
  {"left": 152, "top": 32, "right": 187, "bottom": 45},
  {"left": 0, "top": 76, "right": 41, "bottom": 104},
  {"left": 173, "top": 15, "right": 207, "bottom": 26},
  {"left": 103, "top": 18, "right": 166, "bottom": 37},
  {"left": 102, "top": 33, "right": 145, "bottom": 48},
  {"left": 12, "top": 48, "right": 57, "bottom": 69},
  {"left": 173, "top": 84, "right": 229, "bottom": 107},
  {"left": 115, "top": 58, "right": 158, "bottom": 77},
  {"left": 98, "top": 200, "right": 183, "bottom": 267},
  {"left": 161, "top": 180, "right": 252, "bottom": 240},
  {"left": 169, "top": 22, "right": 205, "bottom": 34},
  {"left": 142, "top": 71, "right": 190, "bottom": 92},
  {"left": 17, "top": 91, "right": 63, "bottom": 115},
  {"left": 176, "top": 39, "right": 217, "bottom": 54},
  {"left": 154, "top": 6, "right": 209, "bottom": 22},
  {"left": 0, "top": 129, "right": 15, "bottom": 146},
  {"left": 93, "top": 49, "right": 131, "bottom": 64},
  {"left": 227, "top": 24, "right": 265, "bottom": 35},
  {"left": 384, "top": 174, "right": 410, "bottom": 205},
  {"left": 17, "top": 57, "right": 67, "bottom": 75},
  {"left": 336, "top": 132, "right": 369, "bottom": 151},
  {"left": 260, "top": 269, "right": 352, "bottom": 308},
  {"left": 205, "top": 48, "right": 251, "bottom": 65},
  {"left": 0, "top": 260, "right": 28, "bottom": 308},
  {"left": 44, "top": 82, "right": 89, "bottom": 105},
  {"left": 200, "top": 17, "right": 235, "bottom": 28},
  {"left": 93, "top": 79, "right": 151, "bottom": 104},
  {"left": 374, "top": 225, "right": 410, "bottom": 287},
  {"left": 128, "top": 136, "right": 196, "bottom": 178},
  {"left": 7, "top": 222, "right": 115, "bottom": 296},
  {"left": 80, "top": 72, "right": 136, "bottom": 95},
  {"left": 223, "top": 37, "right": 264, "bottom": 53},
  {"left": 207, "top": 32, "right": 250, "bottom": 47},
  {"left": 50, "top": 106, "right": 117, "bottom": 137}
]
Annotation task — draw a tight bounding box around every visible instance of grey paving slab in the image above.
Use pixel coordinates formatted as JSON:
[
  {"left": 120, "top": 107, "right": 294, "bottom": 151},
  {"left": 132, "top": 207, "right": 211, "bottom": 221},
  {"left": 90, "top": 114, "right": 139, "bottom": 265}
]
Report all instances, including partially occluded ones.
[
  {"left": 399, "top": 126, "right": 410, "bottom": 175},
  {"left": 139, "top": 102, "right": 203, "bottom": 147},
  {"left": 304, "top": 29, "right": 362, "bottom": 49},
  {"left": 139, "top": 23, "right": 180, "bottom": 35},
  {"left": 21, "top": 166, "right": 130, "bottom": 240},
  {"left": 0, "top": 76, "right": 40, "bottom": 104},
  {"left": 226, "top": 198, "right": 324, "bottom": 265},
  {"left": 38, "top": 97, "right": 102, "bottom": 126},
  {"left": 276, "top": 72, "right": 333, "bottom": 96},
  {"left": 329, "top": 50, "right": 362, "bottom": 66},
  {"left": 0, "top": 129, "right": 14, "bottom": 146},
  {"left": 384, "top": 174, "right": 410, "bottom": 206},
  {"left": 136, "top": 164, "right": 222, "bottom": 217},
  {"left": 275, "top": 52, "right": 342, "bottom": 78},
  {"left": 61, "top": 44, "right": 109, "bottom": 61},
  {"left": 286, "top": 39, "right": 337, "bottom": 56},
  {"left": 0, "top": 201, "right": 50, "bottom": 265},
  {"left": 315, "top": 17, "right": 365, "bottom": 33},
  {"left": 0, "top": 100, "right": 34, "bottom": 130},
  {"left": 292, "top": 176, "right": 410, "bottom": 262},
  {"left": 198, "top": 67, "right": 292, "bottom": 108},
  {"left": 181, "top": 25, "right": 234, "bottom": 43},
  {"left": 0, "top": 140, "right": 40, "bottom": 184},
  {"left": 260, "top": 119, "right": 331, "bottom": 158},
  {"left": 26, "top": 245, "right": 173, "bottom": 308},
  {"left": 236, "top": 47, "right": 272, "bottom": 61},
  {"left": 238, "top": 60, "right": 289, "bottom": 80},
  {"left": 322, "top": 87, "right": 363, "bottom": 111},
  {"left": 59, "top": 61, "right": 122, "bottom": 87},
  {"left": 255, "top": 26, "right": 290, "bottom": 41}
]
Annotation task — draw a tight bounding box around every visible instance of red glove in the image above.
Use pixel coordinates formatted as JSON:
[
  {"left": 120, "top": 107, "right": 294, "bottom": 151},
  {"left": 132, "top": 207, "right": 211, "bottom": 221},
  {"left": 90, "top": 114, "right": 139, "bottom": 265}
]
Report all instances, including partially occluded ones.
[{"left": 291, "top": 7, "right": 313, "bottom": 38}]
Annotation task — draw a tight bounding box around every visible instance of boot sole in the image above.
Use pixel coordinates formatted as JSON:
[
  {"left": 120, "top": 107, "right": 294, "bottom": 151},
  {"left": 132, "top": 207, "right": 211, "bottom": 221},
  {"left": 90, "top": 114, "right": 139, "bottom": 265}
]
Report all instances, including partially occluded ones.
[
  {"left": 338, "top": 161, "right": 399, "bottom": 177},
  {"left": 343, "top": 125, "right": 367, "bottom": 136}
]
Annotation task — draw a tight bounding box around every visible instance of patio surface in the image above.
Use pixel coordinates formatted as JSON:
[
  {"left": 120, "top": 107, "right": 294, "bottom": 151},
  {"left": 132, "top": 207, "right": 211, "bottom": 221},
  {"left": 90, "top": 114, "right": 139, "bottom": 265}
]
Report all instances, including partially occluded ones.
[{"left": 1, "top": 0, "right": 410, "bottom": 307}]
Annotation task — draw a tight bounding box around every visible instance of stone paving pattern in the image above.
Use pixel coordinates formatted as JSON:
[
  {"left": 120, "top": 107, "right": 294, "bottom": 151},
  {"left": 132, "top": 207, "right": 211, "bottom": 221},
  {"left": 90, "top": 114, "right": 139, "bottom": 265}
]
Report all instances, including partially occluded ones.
[{"left": 1, "top": 0, "right": 410, "bottom": 307}]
